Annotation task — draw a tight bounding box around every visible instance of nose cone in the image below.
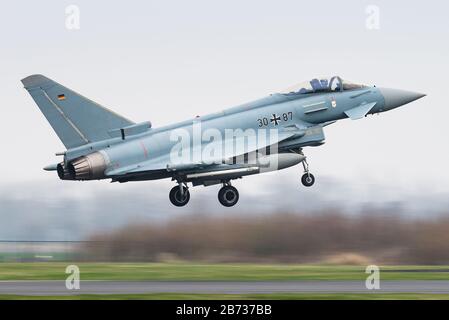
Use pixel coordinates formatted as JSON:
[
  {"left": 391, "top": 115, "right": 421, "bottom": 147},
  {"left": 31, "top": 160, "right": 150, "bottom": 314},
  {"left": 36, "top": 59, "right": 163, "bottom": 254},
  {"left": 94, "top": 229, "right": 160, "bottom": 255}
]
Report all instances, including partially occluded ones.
[{"left": 379, "top": 87, "right": 426, "bottom": 110}]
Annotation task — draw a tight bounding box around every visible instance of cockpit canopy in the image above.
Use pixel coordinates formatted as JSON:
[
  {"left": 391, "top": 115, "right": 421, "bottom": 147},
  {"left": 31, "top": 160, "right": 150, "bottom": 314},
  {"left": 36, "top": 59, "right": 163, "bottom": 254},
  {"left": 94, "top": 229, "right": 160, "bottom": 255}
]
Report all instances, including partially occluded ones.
[{"left": 280, "top": 76, "right": 367, "bottom": 95}]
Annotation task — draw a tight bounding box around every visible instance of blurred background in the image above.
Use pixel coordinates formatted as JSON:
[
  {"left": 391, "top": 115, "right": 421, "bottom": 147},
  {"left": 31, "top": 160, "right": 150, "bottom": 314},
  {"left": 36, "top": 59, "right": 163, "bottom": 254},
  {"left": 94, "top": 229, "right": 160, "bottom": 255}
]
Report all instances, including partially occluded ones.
[{"left": 0, "top": 0, "right": 448, "bottom": 265}]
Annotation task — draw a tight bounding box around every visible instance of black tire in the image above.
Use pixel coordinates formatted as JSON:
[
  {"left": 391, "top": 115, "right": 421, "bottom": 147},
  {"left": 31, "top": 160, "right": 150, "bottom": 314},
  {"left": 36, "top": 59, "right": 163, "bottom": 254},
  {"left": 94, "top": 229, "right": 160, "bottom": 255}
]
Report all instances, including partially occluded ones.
[
  {"left": 218, "top": 186, "right": 239, "bottom": 207},
  {"left": 169, "top": 186, "right": 190, "bottom": 207},
  {"left": 301, "top": 173, "right": 315, "bottom": 187}
]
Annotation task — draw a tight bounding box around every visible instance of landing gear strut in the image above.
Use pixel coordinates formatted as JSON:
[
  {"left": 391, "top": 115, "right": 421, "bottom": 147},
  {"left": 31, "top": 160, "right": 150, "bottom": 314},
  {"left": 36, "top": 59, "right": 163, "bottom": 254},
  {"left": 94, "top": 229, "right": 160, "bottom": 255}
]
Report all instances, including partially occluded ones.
[
  {"left": 169, "top": 182, "right": 190, "bottom": 207},
  {"left": 218, "top": 182, "right": 239, "bottom": 207},
  {"left": 301, "top": 158, "right": 315, "bottom": 187}
]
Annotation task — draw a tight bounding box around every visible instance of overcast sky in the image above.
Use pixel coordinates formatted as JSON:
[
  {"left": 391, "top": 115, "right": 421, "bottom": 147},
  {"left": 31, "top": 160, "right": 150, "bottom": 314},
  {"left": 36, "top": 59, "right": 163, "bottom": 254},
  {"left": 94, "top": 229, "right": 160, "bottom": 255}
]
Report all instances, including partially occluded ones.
[{"left": 0, "top": 1, "right": 448, "bottom": 237}]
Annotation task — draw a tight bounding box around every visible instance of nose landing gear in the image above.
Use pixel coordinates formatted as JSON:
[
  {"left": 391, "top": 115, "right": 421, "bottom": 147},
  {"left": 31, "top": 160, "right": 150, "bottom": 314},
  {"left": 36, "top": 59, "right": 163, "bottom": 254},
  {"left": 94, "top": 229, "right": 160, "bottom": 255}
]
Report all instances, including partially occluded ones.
[
  {"left": 218, "top": 182, "right": 239, "bottom": 207},
  {"left": 301, "top": 158, "right": 315, "bottom": 187},
  {"left": 169, "top": 182, "right": 190, "bottom": 207}
]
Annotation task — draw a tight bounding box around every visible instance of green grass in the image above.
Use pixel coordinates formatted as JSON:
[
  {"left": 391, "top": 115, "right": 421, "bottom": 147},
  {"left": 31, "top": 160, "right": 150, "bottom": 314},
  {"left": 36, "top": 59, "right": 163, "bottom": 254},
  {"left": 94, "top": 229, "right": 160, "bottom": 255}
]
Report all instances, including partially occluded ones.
[
  {"left": 0, "top": 293, "right": 449, "bottom": 300},
  {"left": 1, "top": 263, "right": 449, "bottom": 299},
  {"left": 0, "top": 252, "right": 72, "bottom": 262},
  {"left": 0, "top": 262, "right": 449, "bottom": 281}
]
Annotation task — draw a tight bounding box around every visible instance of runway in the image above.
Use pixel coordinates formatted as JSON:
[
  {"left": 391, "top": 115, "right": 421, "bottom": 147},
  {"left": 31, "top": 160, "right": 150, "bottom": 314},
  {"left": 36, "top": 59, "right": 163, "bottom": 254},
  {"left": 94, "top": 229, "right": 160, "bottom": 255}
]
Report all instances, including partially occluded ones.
[{"left": 1, "top": 280, "right": 449, "bottom": 295}]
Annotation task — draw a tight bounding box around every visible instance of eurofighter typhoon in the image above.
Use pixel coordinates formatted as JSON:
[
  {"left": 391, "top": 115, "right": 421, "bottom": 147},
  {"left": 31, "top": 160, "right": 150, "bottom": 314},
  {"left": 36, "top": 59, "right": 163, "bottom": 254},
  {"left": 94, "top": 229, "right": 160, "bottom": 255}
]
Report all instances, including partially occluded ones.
[{"left": 22, "top": 75, "right": 425, "bottom": 207}]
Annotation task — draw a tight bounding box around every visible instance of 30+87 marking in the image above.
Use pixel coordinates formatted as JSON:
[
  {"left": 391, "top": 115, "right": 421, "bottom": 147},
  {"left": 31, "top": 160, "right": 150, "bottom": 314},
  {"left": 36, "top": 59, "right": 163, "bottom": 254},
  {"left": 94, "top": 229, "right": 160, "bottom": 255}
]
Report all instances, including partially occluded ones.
[{"left": 257, "top": 112, "right": 293, "bottom": 127}]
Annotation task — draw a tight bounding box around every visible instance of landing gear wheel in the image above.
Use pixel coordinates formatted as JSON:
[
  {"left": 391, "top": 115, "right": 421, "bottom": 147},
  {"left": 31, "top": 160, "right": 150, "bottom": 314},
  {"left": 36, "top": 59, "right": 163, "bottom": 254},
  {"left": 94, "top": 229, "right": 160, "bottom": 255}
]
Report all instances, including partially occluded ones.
[
  {"left": 218, "top": 185, "right": 239, "bottom": 207},
  {"left": 169, "top": 185, "right": 190, "bottom": 207},
  {"left": 301, "top": 173, "right": 315, "bottom": 187}
]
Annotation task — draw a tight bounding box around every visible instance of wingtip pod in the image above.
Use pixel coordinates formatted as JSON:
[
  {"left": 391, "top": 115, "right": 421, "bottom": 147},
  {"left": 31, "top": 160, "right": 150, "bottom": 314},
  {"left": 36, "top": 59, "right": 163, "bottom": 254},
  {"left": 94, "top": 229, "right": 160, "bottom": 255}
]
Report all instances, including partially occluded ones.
[{"left": 21, "top": 74, "right": 52, "bottom": 89}]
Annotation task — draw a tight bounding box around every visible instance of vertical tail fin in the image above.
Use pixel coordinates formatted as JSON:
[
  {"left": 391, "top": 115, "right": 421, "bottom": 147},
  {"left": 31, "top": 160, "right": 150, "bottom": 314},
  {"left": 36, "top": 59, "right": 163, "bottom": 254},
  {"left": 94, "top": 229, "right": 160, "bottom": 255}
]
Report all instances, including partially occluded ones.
[{"left": 22, "top": 74, "right": 134, "bottom": 149}]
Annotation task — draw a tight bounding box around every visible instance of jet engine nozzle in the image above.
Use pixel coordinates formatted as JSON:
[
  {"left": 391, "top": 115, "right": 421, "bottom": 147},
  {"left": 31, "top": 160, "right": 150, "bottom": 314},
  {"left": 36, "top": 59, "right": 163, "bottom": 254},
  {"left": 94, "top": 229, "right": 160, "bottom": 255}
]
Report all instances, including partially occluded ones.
[
  {"left": 56, "top": 162, "right": 75, "bottom": 180},
  {"left": 68, "top": 152, "right": 107, "bottom": 180}
]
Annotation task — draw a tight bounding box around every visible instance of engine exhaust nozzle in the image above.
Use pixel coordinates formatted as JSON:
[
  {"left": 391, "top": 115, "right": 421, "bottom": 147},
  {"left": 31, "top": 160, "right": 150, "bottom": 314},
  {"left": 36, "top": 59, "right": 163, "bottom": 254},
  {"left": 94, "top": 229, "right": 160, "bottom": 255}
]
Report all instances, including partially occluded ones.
[{"left": 67, "top": 152, "right": 107, "bottom": 180}]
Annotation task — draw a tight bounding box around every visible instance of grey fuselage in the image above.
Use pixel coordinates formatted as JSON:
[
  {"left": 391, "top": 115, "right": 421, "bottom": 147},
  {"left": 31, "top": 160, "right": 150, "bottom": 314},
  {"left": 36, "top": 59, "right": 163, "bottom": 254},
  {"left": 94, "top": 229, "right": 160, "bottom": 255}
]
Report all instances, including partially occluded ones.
[{"left": 63, "top": 86, "right": 387, "bottom": 183}]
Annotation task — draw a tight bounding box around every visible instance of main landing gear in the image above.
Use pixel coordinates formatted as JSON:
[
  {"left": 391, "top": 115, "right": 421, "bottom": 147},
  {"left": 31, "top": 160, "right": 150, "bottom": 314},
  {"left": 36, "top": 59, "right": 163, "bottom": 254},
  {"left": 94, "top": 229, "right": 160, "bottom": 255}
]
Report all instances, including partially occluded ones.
[
  {"left": 169, "top": 181, "right": 240, "bottom": 207},
  {"left": 169, "top": 182, "right": 190, "bottom": 207},
  {"left": 218, "top": 182, "right": 239, "bottom": 207},
  {"left": 301, "top": 158, "right": 315, "bottom": 187},
  {"left": 169, "top": 154, "right": 312, "bottom": 206}
]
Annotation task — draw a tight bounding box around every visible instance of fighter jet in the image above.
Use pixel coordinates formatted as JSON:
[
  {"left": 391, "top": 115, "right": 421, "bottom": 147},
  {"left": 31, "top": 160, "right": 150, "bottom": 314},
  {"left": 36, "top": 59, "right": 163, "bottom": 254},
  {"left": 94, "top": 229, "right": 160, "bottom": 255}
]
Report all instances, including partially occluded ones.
[{"left": 22, "top": 75, "right": 425, "bottom": 207}]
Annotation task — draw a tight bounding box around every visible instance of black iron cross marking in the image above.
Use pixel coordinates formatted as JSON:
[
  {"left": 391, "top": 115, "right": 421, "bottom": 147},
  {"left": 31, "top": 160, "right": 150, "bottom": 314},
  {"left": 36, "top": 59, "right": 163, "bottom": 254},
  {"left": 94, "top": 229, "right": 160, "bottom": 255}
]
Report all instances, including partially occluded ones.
[{"left": 270, "top": 114, "right": 281, "bottom": 126}]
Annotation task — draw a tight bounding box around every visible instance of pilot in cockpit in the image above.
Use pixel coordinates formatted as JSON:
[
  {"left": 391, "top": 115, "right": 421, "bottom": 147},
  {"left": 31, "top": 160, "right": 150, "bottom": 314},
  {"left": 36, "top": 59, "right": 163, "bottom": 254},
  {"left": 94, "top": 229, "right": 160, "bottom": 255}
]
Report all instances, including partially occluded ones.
[{"left": 281, "top": 76, "right": 365, "bottom": 95}]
